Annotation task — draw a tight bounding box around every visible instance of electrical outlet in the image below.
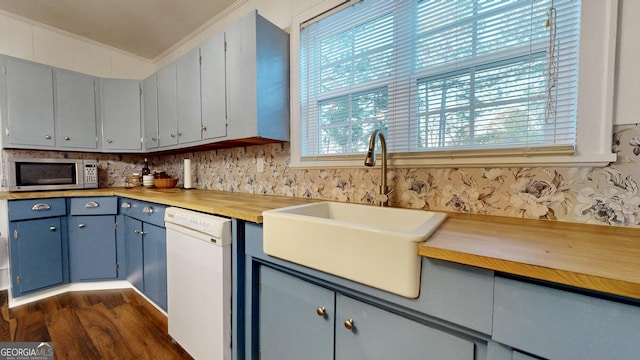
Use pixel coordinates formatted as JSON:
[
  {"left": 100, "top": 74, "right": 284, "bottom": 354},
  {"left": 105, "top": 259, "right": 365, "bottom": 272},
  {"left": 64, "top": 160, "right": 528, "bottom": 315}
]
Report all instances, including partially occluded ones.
[{"left": 256, "top": 157, "right": 264, "bottom": 173}]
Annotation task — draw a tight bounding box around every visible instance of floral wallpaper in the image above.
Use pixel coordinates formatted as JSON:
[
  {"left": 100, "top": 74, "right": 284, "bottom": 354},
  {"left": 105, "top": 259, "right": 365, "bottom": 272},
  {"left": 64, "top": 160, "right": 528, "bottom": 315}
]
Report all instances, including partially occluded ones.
[{"left": 3, "top": 124, "right": 640, "bottom": 228}]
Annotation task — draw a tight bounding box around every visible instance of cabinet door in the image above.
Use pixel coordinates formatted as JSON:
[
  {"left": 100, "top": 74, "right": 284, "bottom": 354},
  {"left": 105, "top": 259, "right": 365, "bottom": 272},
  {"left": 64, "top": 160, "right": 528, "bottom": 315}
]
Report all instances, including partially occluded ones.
[
  {"left": 68, "top": 215, "right": 117, "bottom": 281},
  {"left": 157, "top": 64, "right": 178, "bottom": 147},
  {"left": 4, "top": 58, "right": 55, "bottom": 147},
  {"left": 11, "top": 218, "right": 64, "bottom": 295},
  {"left": 142, "top": 74, "right": 159, "bottom": 150},
  {"left": 55, "top": 70, "right": 98, "bottom": 149},
  {"left": 200, "top": 31, "right": 227, "bottom": 140},
  {"left": 176, "top": 47, "right": 202, "bottom": 144},
  {"left": 335, "top": 294, "right": 475, "bottom": 360},
  {"left": 143, "top": 223, "right": 167, "bottom": 311},
  {"left": 101, "top": 78, "right": 142, "bottom": 151},
  {"left": 258, "top": 266, "right": 334, "bottom": 360},
  {"left": 124, "top": 216, "right": 144, "bottom": 292}
]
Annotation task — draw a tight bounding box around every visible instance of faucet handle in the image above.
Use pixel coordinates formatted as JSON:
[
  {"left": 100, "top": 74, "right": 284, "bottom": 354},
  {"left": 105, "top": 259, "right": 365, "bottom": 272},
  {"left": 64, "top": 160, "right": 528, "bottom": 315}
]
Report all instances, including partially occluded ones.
[{"left": 377, "top": 187, "right": 394, "bottom": 206}]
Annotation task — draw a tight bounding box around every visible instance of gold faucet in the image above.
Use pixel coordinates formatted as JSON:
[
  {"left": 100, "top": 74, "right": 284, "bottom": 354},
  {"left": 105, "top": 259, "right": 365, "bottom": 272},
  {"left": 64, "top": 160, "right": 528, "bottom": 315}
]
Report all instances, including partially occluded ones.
[{"left": 364, "top": 129, "right": 393, "bottom": 206}]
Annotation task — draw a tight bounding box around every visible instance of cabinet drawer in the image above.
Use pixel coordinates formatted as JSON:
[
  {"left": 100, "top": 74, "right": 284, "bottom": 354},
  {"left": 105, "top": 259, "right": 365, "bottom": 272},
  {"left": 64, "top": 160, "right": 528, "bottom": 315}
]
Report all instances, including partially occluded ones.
[
  {"left": 493, "top": 276, "right": 640, "bottom": 359},
  {"left": 118, "top": 198, "right": 166, "bottom": 227},
  {"left": 70, "top": 197, "right": 117, "bottom": 215},
  {"left": 9, "top": 198, "right": 66, "bottom": 221}
]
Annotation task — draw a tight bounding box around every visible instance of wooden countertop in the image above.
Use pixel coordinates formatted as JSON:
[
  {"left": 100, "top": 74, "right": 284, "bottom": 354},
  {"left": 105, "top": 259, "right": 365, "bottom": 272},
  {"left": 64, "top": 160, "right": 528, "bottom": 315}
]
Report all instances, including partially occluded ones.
[
  {"left": 419, "top": 212, "right": 640, "bottom": 300},
  {"left": 0, "top": 188, "right": 318, "bottom": 223},
  {"left": 2, "top": 188, "right": 639, "bottom": 300}
]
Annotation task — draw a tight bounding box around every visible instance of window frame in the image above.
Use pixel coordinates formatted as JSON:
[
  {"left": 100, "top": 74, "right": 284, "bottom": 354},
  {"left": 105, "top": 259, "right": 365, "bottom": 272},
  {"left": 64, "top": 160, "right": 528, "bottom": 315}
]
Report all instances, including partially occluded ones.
[{"left": 290, "top": 0, "right": 618, "bottom": 168}]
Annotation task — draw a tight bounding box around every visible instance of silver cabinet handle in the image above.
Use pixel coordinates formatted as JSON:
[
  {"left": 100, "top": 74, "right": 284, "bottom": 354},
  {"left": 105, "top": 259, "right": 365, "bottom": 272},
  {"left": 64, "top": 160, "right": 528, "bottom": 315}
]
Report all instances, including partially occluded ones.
[
  {"left": 121, "top": 202, "right": 131, "bottom": 208},
  {"left": 107, "top": 139, "right": 113, "bottom": 143},
  {"left": 170, "top": 133, "right": 176, "bottom": 138},
  {"left": 344, "top": 319, "right": 355, "bottom": 330},
  {"left": 78, "top": 224, "right": 86, "bottom": 228},
  {"left": 177, "top": 132, "right": 183, "bottom": 137},
  {"left": 45, "top": 135, "right": 52, "bottom": 140},
  {"left": 32, "top": 203, "right": 51, "bottom": 211},
  {"left": 201, "top": 125, "right": 207, "bottom": 132},
  {"left": 64, "top": 136, "right": 70, "bottom": 140},
  {"left": 151, "top": 137, "right": 157, "bottom": 141},
  {"left": 85, "top": 201, "right": 100, "bottom": 208},
  {"left": 49, "top": 226, "right": 57, "bottom": 232},
  {"left": 142, "top": 206, "right": 154, "bottom": 214},
  {"left": 134, "top": 229, "right": 145, "bottom": 235}
]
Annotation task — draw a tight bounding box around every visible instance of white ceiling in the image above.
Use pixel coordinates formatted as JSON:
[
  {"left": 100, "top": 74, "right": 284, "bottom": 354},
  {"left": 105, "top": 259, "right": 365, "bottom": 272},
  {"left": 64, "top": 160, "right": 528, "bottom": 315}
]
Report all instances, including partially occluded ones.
[{"left": 0, "top": 0, "right": 239, "bottom": 60}]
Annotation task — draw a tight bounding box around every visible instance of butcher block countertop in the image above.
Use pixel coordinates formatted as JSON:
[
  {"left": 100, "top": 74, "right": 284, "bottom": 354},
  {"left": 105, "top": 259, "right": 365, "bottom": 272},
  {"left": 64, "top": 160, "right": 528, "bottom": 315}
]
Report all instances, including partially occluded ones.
[
  {"left": 2, "top": 188, "right": 639, "bottom": 300},
  {"left": 0, "top": 187, "right": 318, "bottom": 223},
  {"left": 419, "top": 212, "right": 640, "bottom": 300}
]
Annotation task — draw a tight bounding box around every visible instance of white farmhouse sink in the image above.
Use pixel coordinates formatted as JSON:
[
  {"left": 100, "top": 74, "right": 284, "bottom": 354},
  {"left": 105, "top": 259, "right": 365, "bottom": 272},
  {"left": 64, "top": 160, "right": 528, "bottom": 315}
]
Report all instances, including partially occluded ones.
[{"left": 262, "top": 202, "right": 447, "bottom": 298}]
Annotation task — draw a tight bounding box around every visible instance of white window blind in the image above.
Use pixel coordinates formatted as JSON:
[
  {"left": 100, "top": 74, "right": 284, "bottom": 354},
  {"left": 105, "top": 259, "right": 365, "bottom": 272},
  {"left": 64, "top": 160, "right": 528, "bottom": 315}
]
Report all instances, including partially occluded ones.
[{"left": 299, "top": 0, "right": 581, "bottom": 160}]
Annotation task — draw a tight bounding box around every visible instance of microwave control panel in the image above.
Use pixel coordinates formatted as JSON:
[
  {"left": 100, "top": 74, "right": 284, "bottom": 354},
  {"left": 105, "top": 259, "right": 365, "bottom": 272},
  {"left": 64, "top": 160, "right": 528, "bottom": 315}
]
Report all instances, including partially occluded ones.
[{"left": 84, "top": 161, "right": 98, "bottom": 188}]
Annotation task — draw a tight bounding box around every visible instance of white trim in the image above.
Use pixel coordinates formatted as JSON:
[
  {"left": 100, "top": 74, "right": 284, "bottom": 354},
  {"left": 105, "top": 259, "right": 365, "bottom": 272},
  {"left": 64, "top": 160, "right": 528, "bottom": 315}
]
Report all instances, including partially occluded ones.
[
  {"left": 7, "top": 280, "right": 132, "bottom": 308},
  {"left": 290, "top": 0, "right": 619, "bottom": 168}
]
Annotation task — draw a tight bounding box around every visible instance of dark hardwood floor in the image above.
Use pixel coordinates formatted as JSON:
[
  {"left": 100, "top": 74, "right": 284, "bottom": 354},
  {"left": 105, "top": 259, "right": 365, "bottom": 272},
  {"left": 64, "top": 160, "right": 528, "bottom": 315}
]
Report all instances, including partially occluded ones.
[{"left": 0, "top": 288, "right": 193, "bottom": 359}]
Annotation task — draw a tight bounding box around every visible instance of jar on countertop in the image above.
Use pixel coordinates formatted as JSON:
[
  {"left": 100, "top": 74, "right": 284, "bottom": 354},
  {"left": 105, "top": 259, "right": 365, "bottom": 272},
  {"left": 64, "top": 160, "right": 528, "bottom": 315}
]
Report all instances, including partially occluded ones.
[{"left": 125, "top": 173, "right": 142, "bottom": 188}]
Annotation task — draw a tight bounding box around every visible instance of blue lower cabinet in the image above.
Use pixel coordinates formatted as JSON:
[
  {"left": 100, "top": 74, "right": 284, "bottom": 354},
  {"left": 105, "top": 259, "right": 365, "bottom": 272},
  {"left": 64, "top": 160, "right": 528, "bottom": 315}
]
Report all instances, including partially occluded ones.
[
  {"left": 121, "top": 199, "right": 167, "bottom": 311},
  {"left": 68, "top": 215, "right": 117, "bottom": 281},
  {"left": 257, "top": 265, "right": 475, "bottom": 360},
  {"left": 259, "top": 266, "right": 334, "bottom": 360},
  {"left": 142, "top": 223, "right": 167, "bottom": 311},
  {"left": 492, "top": 276, "right": 640, "bottom": 360},
  {"left": 335, "top": 293, "right": 475, "bottom": 360},
  {"left": 124, "top": 216, "right": 144, "bottom": 292},
  {"left": 10, "top": 217, "right": 67, "bottom": 296}
]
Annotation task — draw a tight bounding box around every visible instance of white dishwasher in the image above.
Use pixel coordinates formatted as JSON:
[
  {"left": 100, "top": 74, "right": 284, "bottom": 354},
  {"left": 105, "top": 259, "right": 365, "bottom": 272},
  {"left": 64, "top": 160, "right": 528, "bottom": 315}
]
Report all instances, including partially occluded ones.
[{"left": 164, "top": 207, "right": 232, "bottom": 360}]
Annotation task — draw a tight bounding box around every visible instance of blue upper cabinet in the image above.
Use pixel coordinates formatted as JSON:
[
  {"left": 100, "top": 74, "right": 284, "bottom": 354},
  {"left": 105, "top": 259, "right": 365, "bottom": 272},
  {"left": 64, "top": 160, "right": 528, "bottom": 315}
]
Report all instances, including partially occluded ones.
[
  {"left": 0, "top": 10, "right": 289, "bottom": 153},
  {"left": 157, "top": 63, "right": 179, "bottom": 147},
  {"left": 176, "top": 47, "right": 202, "bottom": 145},
  {"left": 200, "top": 30, "right": 227, "bottom": 141},
  {"left": 1, "top": 56, "right": 56, "bottom": 148},
  {"left": 55, "top": 69, "right": 99, "bottom": 150},
  {"left": 142, "top": 74, "right": 159, "bottom": 150},
  {"left": 224, "top": 10, "right": 290, "bottom": 142},
  {"left": 100, "top": 78, "right": 143, "bottom": 152},
  {"left": 0, "top": 57, "right": 100, "bottom": 151},
  {"left": 155, "top": 47, "right": 202, "bottom": 149}
]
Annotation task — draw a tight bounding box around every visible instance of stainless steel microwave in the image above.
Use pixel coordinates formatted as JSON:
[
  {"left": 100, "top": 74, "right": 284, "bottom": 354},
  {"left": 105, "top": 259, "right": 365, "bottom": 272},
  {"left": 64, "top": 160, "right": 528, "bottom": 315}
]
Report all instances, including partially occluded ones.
[{"left": 7, "top": 158, "right": 98, "bottom": 192}]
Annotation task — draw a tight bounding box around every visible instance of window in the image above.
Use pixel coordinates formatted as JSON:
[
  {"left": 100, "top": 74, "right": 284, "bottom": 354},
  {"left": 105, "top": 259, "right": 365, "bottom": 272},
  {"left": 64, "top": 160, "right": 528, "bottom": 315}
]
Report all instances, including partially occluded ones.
[{"left": 291, "top": 0, "right": 618, "bottom": 167}]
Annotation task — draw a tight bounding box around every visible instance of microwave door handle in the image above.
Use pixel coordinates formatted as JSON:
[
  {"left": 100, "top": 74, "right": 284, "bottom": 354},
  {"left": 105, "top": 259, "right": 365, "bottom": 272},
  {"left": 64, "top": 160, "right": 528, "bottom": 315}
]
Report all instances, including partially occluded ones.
[{"left": 32, "top": 203, "right": 51, "bottom": 211}]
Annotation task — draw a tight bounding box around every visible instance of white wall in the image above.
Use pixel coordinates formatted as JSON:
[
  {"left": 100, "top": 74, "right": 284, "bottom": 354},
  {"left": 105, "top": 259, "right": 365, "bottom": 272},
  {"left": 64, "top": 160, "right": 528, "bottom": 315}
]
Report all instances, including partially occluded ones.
[
  {"left": 0, "top": 10, "right": 154, "bottom": 79},
  {"left": 0, "top": 0, "right": 323, "bottom": 79}
]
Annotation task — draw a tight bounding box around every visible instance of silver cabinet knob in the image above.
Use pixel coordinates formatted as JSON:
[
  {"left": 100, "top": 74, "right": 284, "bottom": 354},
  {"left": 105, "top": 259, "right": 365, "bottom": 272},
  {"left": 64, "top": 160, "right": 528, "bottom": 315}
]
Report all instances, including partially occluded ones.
[
  {"left": 151, "top": 137, "right": 157, "bottom": 141},
  {"left": 64, "top": 136, "right": 70, "bottom": 140},
  {"left": 142, "top": 206, "right": 154, "bottom": 214},
  {"left": 107, "top": 139, "right": 113, "bottom": 143},
  {"left": 177, "top": 132, "right": 183, "bottom": 137},
  {"left": 49, "top": 226, "right": 57, "bottom": 232},
  {"left": 78, "top": 224, "right": 85, "bottom": 228},
  {"left": 316, "top": 307, "right": 326, "bottom": 317},
  {"left": 344, "top": 319, "right": 355, "bottom": 330},
  {"left": 45, "top": 135, "right": 52, "bottom": 140},
  {"left": 121, "top": 202, "right": 131, "bottom": 208},
  {"left": 170, "top": 133, "right": 176, "bottom": 138},
  {"left": 201, "top": 125, "right": 207, "bottom": 132}
]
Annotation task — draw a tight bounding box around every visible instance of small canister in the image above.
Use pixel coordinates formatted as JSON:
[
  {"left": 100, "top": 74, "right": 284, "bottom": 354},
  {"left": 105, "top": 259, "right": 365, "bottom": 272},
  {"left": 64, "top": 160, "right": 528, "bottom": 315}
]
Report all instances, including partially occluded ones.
[{"left": 125, "top": 173, "right": 142, "bottom": 188}]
